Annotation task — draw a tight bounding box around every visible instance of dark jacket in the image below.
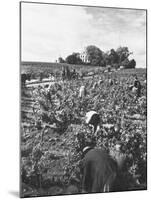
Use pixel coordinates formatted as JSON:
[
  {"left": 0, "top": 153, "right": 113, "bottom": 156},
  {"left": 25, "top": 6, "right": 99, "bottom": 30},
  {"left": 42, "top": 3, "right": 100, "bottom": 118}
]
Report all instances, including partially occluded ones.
[{"left": 82, "top": 149, "right": 118, "bottom": 193}]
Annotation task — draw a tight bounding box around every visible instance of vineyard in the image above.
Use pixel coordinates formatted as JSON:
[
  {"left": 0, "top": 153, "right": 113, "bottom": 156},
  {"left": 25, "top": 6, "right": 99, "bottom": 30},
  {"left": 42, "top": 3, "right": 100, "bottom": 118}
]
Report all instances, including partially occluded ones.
[{"left": 21, "top": 65, "right": 147, "bottom": 197}]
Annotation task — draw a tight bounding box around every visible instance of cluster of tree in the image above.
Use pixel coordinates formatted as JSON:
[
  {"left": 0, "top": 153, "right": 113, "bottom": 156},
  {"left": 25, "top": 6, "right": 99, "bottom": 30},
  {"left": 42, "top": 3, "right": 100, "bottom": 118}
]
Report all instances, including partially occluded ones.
[
  {"left": 101, "top": 47, "right": 136, "bottom": 69},
  {"left": 58, "top": 45, "right": 136, "bottom": 69},
  {"left": 58, "top": 53, "right": 82, "bottom": 65}
]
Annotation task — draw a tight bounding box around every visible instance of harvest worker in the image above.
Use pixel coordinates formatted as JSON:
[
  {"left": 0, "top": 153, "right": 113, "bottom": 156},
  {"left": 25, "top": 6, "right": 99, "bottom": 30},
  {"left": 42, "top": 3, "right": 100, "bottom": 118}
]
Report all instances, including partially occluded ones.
[
  {"left": 75, "top": 111, "right": 100, "bottom": 154},
  {"left": 81, "top": 148, "right": 117, "bottom": 193},
  {"left": 79, "top": 85, "right": 86, "bottom": 98},
  {"left": 85, "top": 111, "right": 100, "bottom": 134},
  {"left": 81, "top": 141, "right": 134, "bottom": 193},
  {"left": 133, "top": 75, "right": 141, "bottom": 97}
]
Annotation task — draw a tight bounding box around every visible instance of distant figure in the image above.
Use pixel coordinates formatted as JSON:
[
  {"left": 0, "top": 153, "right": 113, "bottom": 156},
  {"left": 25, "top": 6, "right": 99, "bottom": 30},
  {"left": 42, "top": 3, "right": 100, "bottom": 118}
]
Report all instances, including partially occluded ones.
[
  {"left": 79, "top": 86, "right": 86, "bottom": 98},
  {"left": 21, "top": 73, "right": 31, "bottom": 87},
  {"left": 133, "top": 75, "right": 141, "bottom": 97},
  {"left": 39, "top": 72, "right": 43, "bottom": 81},
  {"left": 72, "top": 69, "right": 76, "bottom": 79},
  {"left": 108, "top": 78, "right": 113, "bottom": 86}
]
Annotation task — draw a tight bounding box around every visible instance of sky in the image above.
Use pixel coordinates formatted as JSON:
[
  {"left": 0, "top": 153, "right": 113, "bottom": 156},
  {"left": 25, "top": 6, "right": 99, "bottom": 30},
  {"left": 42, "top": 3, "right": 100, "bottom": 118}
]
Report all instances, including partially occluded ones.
[{"left": 21, "top": 3, "right": 146, "bottom": 67}]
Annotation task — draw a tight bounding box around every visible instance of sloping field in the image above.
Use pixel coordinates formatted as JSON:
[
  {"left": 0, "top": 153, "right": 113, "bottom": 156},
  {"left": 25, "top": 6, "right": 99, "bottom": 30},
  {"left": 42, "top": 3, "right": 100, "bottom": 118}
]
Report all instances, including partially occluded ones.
[
  {"left": 21, "top": 61, "right": 102, "bottom": 76},
  {"left": 20, "top": 65, "right": 147, "bottom": 197}
]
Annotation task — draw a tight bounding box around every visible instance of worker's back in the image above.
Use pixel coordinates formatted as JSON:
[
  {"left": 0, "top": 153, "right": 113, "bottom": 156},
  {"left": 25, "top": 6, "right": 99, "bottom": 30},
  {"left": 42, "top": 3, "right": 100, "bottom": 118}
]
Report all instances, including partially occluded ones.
[{"left": 82, "top": 149, "right": 118, "bottom": 193}]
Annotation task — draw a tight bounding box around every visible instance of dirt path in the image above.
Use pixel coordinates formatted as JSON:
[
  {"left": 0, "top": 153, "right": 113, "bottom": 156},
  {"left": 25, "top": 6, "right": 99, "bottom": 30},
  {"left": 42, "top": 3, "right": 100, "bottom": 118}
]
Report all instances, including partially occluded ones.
[{"left": 26, "top": 80, "right": 56, "bottom": 88}]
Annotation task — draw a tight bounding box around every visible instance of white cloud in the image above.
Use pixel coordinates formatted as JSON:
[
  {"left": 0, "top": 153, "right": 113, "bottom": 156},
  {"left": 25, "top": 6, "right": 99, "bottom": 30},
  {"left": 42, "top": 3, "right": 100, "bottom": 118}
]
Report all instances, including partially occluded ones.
[
  {"left": 21, "top": 3, "right": 93, "bottom": 61},
  {"left": 21, "top": 3, "right": 146, "bottom": 67}
]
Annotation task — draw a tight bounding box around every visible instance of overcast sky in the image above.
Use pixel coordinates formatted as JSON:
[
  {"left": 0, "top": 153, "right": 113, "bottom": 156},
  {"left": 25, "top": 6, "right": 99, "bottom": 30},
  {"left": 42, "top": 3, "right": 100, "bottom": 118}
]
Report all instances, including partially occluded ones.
[{"left": 21, "top": 3, "right": 146, "bottom": 67}]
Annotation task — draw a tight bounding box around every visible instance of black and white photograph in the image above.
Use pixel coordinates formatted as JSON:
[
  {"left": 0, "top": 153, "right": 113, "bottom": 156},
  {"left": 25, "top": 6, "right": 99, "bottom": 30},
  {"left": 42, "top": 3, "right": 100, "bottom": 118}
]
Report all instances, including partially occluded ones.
[{"left": 20, "top": 1, "right": 147, "bottom": 198}]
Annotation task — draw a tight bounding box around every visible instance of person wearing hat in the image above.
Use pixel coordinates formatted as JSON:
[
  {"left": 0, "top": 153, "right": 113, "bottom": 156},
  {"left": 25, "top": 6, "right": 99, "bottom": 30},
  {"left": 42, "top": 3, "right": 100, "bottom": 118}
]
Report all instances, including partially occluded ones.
[
  {"left": 85, "top": 111, "right": 100, "bottom": 134},
  {"left": 75, "top": 111, "right": 100, "bottom": 154}
]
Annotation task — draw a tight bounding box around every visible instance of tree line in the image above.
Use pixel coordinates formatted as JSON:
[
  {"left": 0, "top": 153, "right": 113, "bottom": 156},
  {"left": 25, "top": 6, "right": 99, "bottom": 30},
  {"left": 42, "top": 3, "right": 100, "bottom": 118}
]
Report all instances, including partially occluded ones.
[{"left": 58, "top": 45, "right": 136, "bottom": 69}]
